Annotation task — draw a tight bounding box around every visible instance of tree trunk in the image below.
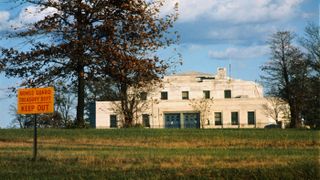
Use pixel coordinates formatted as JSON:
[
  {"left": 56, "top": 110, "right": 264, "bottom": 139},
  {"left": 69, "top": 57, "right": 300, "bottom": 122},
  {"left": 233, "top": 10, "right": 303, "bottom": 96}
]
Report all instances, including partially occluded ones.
[
  {"left": 19, "top": 119, "right": 24, "bottom": 129},
  {"left": 119, "top": 83, "right": 134, "bottom": 127},
  {"left": 289, "top": 101, "right": 302, "bottom": 128},
  {"left": 122, "top": 100, "right": 134, "bottom": 127},
  {"left": 75, "top": 1, "right": 85, "bottom": 128},
  {"left": 76, "top": 66, "right": 85, "bottom": 128}
]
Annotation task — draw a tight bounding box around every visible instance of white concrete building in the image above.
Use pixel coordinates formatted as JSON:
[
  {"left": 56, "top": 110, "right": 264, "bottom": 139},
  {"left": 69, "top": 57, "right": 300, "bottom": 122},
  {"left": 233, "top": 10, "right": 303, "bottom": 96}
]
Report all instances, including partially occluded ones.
[{"left": 92, "top": 68, "right": 283, "bottom": 128}]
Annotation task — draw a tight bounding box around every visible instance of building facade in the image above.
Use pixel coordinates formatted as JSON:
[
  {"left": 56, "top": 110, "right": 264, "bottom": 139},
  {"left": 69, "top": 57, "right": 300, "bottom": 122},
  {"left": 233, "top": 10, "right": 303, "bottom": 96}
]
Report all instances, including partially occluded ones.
[{"left": 92, "top": 68, "right": 284, "bottom": 128}]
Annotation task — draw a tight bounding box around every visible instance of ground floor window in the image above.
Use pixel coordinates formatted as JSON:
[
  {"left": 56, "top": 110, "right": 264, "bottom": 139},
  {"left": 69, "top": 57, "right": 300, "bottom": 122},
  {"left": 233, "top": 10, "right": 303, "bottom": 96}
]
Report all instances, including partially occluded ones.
[
  {"left": 142, "top": 114, "right": 150, "bottom": 127},
  {"left": 215, "top": 112, "right": 222, "bottom": 125},
  {"left": 110, "top": 115, "right": 117, "bottom": 128},
  {"left": 247, "top": 111, "right": 255, "bottom": 125},
  {"left": 231, "top": 112, "right": 239, "bottom": 125}
]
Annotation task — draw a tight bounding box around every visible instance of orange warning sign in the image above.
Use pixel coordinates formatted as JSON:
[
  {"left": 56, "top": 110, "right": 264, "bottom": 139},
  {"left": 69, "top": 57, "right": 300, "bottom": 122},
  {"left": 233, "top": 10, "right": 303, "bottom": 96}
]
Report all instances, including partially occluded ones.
[{"left": 17, "top": 87, "right": 54, "bottom": 114}]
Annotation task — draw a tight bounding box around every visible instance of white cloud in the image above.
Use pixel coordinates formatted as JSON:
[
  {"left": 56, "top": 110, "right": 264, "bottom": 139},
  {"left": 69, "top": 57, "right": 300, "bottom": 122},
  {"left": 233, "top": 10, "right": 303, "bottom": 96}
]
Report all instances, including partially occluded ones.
[
  {"left": 208, "top": 45, "right": 269, "bottom": 60},
  {"left": 0, "top": 11, "right": 9, "bottom": 22},
  {"left": 187, "top": 44, "right": 207, "bottom": 51},
  {"left": 163, "top": 0, "right": 304, "bottom": 23},
  {"left": 206, "top": 24, "right": 279, "bottom": 44},
  {"left": 19, "top": 6, "right": 57, "bottom": 24},
  {"left": 0, "top": 11, "right": 10, "bottom": 31},
  {"left": 11, "top": 6, "right": 57, "bottom": 29},
  {"left": 0, "top": 5, "right": 58, "bottom": 32}
]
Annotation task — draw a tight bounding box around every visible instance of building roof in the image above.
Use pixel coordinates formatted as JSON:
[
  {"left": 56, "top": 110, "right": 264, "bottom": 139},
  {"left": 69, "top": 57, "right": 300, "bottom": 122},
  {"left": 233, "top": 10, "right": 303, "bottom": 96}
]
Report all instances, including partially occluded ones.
[{"left": 173, "top": 71, "right": 214, "bottom": 77}]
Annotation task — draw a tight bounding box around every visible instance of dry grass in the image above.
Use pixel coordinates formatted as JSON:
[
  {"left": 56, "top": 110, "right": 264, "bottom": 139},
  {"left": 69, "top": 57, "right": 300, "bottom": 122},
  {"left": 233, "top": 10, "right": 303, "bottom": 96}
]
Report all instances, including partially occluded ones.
[
  {"left": 2, "top": 136, "right": 318, "bottom": 150},
  {"left": 0, "top": 129, "right": 319, "bottom": 179}
]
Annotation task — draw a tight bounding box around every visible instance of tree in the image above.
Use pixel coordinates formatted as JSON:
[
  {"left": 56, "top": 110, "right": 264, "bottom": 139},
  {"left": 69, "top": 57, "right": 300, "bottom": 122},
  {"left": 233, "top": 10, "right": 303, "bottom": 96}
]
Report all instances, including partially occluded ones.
[
  {"left": 94, "top": 1, "right": 179, "bottom": 127},
  {"left": 262, "top": 97, "right": 289, "bottom": 126},
  {"left": 110, "top": 84, "right": 157, "bottom": 127},
  {"left": 85, "top": 77, "right": 120, "bottom": 127},
  {"left": 86, "top": 78, "right": 119, "bottom": 102},
  {"left": 37, "top": 111, "right": 64, "bottom": 128},
  {"left": 301, "top": 77, "right": 320, "bottom": 128},
  {"left": 261, "top": 31, "right": 309, "bottom": 128},
  {"left": 1, "top": 0, "right": 179, "bottom": 128},
  {"left": 9, "top": 104, "right": 33, "bottom": 128},
  {"left": 0, "top": 50, "right": 4, "bottom": 71},
  {"left": 9, "top": 104, "right": 64, "bottom": 128},
  {"left": 54, "top": 81, "right": 75, "bottom": 127},
  {"left": 299, "top": 23, "right": 320, "bottom": 128},
  {"left": 300, "top": 23, "right": 320, "bottom": 75},
  {"left": 189, "top": 98, "right": 214, "bottom": 128}
]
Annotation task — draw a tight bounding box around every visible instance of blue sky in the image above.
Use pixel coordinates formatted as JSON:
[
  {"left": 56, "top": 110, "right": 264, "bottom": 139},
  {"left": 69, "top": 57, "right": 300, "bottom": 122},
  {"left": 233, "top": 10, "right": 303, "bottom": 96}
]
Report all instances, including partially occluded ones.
[{"left": 0, "top": 0, "right": 318, "bottom": 128}]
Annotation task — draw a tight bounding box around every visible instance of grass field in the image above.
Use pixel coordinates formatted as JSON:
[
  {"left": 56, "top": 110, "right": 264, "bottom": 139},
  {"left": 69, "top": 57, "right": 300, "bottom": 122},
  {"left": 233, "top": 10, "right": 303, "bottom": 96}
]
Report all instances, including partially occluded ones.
[{"left": 0, "top": 128, "right": 319, "bottom": 179}]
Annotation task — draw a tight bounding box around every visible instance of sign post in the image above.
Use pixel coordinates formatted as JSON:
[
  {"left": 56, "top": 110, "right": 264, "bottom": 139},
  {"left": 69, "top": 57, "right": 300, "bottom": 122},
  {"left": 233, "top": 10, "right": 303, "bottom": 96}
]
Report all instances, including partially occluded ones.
[
  {"left": 33, "top": 115, "right": 37, "bottom": 161},
  {"left": 17, "top": 87, "right": 54, "bottom": 161}
]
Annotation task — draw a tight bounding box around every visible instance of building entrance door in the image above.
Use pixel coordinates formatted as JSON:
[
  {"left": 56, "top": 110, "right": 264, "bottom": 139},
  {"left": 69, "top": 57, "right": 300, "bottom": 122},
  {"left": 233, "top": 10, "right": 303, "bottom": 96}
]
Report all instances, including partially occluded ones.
[
  {"left": 183, "top": 113, "right": 200, "bottom": 128},
  {"left": 164, "top": 113, "right": 181, "bottom": 128}
]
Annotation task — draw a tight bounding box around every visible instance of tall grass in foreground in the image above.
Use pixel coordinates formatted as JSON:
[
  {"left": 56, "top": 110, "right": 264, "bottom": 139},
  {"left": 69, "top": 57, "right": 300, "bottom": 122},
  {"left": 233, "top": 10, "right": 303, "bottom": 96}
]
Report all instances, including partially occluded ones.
[{"left": 0, "top": 129, "right": 319, "bottom": 179}]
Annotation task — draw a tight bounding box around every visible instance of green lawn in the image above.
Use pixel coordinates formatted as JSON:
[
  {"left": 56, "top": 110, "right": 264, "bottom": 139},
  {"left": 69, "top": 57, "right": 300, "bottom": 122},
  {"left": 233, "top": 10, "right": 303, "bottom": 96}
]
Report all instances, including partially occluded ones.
[{"left": 0, "top": 129, "right": 319, "bottom": 179}]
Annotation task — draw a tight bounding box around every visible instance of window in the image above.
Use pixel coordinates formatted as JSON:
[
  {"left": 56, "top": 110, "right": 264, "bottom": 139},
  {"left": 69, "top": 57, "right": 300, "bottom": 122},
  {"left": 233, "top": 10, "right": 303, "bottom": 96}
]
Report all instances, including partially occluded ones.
[
  {"left": 224, "top": 90, "right": 231, "bottom": 98},
  {"left": 203, "top": 90, "right": 210, "bottom": 99},
  {"left": 161, "top": 91, "right": 168, "bottom": 100},
  {"left": 110, "top": 115, "right": 117, "bottom": 128},
  {"left": 182, "top": 91, "right": 189, "bottom": 100},
  {"left": 140, "top": 92, "right": 147, "bottom": 100},
  {"left": 248, "top": 111, "right": 255, "bottom": 125},
  {"left": 215, "top": 112, "right": 222, "bottom": 125},
  {"left": 231, "top": 112, "right": 239, "bottom": 125},
  {"left": 142, "top": 114, "right": 150, "bottom": 127}
]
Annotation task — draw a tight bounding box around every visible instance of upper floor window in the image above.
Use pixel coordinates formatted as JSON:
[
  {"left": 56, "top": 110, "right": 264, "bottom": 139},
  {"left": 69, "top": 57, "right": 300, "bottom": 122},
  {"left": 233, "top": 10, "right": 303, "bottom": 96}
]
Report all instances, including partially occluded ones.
[
  {"left": 140, "top": 92, "right": 147, "bottom": 100},
  {"left": 224, "top": 90, "right": 231, "bottom": 98},
  {"left": 182, "top": 91, "right": 189, "bottom": 100},
  {"left": 203, "top": 90, "right": 210, "bottom": 99},
  {"left": 161, "top": 91, "right": 168, "bottom": 100}
]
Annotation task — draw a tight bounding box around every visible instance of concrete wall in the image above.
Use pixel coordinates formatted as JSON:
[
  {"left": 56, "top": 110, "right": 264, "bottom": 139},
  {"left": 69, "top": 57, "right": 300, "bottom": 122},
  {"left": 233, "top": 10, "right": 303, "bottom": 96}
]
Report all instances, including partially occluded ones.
[{"left": 95, "top": 101, "right": 114, "bottom": 129}]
